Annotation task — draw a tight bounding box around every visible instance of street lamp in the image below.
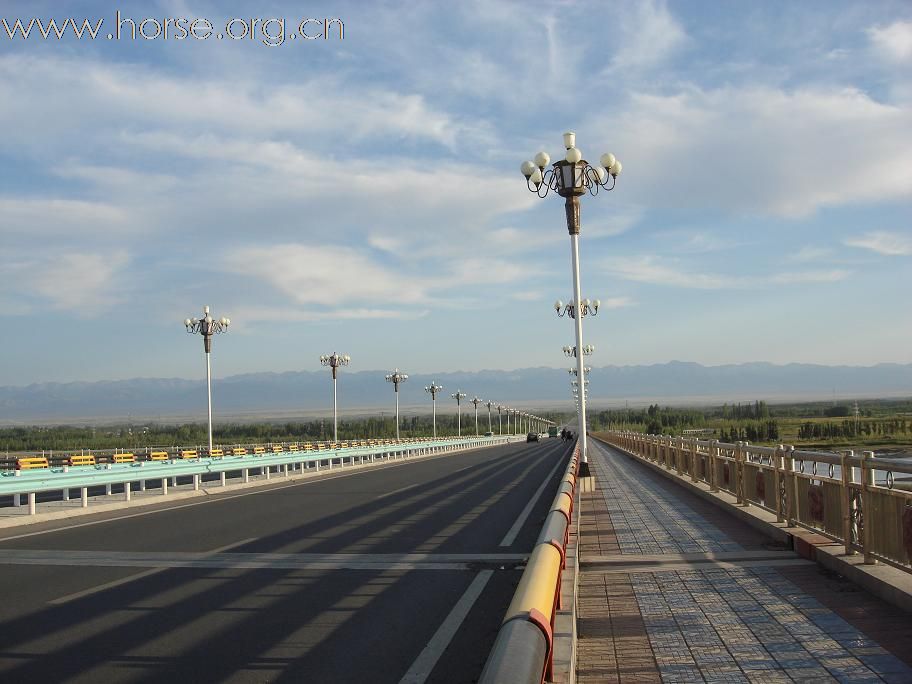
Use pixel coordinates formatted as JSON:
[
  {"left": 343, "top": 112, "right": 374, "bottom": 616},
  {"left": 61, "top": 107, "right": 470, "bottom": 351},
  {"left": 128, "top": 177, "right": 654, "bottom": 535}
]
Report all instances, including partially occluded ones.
[
  {"left": 451, "top": 390, "right": 467, "bottom": 436},
  {"left": 523, "top": 131, "right": 622, "bottom": 476},
  {"left": 425, "top": 381, "right": 444, "bottom": 438},
  {"left": 568, "top": 367, "right": 592, "bottom": 377},
  {"left": 385, "top": 369, "right": 408, "bottom": 440},
  {"left": 184, "top": 306, "right": 230, "bottom": 453},
  {"left": 470, "top": 396, "right": 483, "bottom": 436},
  {"left": 320, "top": 352, "right": 351, "bottom": 443},
  {"left": 496, "top": 404, "right": 504, "bottom": 434},
  {"left": 485, "top": 400, "right": 495, "bottom": 434},
  {"left": 563, "top": 344, "right": 595, "bottom": 357}
]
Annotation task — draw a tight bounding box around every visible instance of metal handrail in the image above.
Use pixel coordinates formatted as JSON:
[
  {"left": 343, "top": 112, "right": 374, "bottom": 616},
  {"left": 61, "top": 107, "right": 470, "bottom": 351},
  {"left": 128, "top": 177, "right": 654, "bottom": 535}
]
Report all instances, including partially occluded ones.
[{"left": 603, "top": 431, "right": 912, "bottom": 572}]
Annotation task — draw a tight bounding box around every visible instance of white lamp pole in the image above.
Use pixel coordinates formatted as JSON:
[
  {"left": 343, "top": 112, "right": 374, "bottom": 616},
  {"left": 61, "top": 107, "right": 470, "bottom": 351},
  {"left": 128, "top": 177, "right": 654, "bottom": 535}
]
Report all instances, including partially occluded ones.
[
  {"left": 451, "top": 390, "right": 467, "bottom": 436},
  {"left": 425, "top": 381, "right": 444, "bottom": 438},
  {"left": 523, "top": 131, "right": 621, "bottom": 476},
  {"left": 486, "top": 400, "right": 495, "bottom": 433},
  {"left": 320, "top": 352, "right": 351, "bottom": 443},
  {"left": 385, "top": 369, "right": 408, "bottom": 440},
  {"left": 470, "top": 397, "right": 482, "bottom": 436},
  {"left": 184, "top": 305, "right": 230, "bottom": 453}
]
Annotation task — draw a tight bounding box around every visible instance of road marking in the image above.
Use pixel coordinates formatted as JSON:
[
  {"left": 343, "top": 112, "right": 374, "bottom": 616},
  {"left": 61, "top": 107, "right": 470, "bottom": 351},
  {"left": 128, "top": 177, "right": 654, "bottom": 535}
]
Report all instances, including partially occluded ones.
[
  {"left": 398, "top": 569, "right": 494, "bottom": 684},
  {"left": 47, "top": 537, "right": 258, "bottom": 605},
  {"left": 0, "top": 444, "right": 520, "bottom": 542},
  {"left": 9, "top": 550, "right": 526, "bottom": 573},
  {"left": 375, "top": 482, "right": 421, "bottom": 500},
  {"left": 499, "top": 445, "right": 566, "bottom": 547}
]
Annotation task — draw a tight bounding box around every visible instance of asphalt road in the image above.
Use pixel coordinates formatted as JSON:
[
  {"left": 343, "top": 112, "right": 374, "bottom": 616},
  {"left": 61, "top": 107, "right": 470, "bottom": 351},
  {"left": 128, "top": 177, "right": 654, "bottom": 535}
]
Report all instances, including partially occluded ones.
[{"left": 0, "top": 438, "right": 573, "bottom": 683}]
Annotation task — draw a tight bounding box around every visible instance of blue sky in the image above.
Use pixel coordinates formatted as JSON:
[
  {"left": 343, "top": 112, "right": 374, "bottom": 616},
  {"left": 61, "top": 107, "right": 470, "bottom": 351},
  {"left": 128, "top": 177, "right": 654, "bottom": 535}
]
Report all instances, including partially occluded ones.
[{"left": 1, "top": 0, "right": 910, "bottom": 386}]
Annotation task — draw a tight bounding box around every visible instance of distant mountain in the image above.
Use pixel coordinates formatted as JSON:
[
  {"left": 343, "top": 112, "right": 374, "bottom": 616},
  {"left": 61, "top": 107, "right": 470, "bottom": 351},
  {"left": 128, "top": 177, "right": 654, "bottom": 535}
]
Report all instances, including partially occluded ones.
[{"left": 1, "top": 362, "right": 910, "bottom": 424}]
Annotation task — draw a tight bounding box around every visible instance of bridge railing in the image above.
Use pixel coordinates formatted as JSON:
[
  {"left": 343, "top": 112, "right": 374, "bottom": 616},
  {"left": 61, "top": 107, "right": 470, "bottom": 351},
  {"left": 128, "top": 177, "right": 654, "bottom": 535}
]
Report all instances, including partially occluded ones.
[{"left": 602, "top": 431, "right": 912, "bottom": 573}]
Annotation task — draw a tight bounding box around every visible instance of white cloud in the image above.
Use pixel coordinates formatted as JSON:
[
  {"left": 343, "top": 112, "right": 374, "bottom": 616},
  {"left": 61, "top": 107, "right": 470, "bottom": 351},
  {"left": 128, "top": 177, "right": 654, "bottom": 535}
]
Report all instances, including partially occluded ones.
[
  {"left": 605, "top": 256, "right": 850, "bottom": 289},
  {"left": 606, "top": 0, "right": 688, "bottom": 72},
  {"left": 0, "top": 250, "right": 131, "bottom": 314},
  {"left": 844, "top": 231, "right": 912, "bottom": 255},
  {"left": 771, "top": 269, "right": 850, "bottom": 284},
  {"left": 0, "top": 197, "right": 127, "bottom": 236},
  {"left": 604, "top": 256, "right": 731, "bottom": 289},
  {"left": 0, "top": 54, "right": 484, "bottom": 151},
  {"left": 868, "top": 20, "right": 912, "bottom": 62},
  {"left": 597, "top": 85, "right": 912, "bottom": 217},
  {"left": 787, "top": 246, "right": 834, "bottom": 263}
]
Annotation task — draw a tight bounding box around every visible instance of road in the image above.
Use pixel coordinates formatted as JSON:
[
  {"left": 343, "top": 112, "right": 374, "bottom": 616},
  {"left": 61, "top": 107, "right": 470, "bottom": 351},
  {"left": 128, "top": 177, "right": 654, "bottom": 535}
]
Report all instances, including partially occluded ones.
[{"left": 0, "top": 438, "right": 572, "bottom": 683}]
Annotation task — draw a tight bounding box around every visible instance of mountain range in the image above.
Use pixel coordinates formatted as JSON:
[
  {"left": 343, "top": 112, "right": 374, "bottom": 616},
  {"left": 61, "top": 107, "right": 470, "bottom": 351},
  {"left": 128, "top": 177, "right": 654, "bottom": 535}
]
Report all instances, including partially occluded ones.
[{"left": 1, "top": 362, "right": 910, "bottom": 424}]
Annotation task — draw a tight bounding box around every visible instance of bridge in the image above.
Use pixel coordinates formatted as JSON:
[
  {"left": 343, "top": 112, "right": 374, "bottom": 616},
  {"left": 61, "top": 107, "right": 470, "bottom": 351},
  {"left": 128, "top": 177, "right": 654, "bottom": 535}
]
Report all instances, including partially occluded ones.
[{"left": 0, "top": 431, "right": 910, "bottom": 682}]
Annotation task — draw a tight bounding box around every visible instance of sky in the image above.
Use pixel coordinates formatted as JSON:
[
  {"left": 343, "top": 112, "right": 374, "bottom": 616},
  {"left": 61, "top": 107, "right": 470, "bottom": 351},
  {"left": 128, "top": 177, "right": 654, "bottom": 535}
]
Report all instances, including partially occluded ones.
[{"left": 1, "top": 0, "right": 910, "bottom": 387}]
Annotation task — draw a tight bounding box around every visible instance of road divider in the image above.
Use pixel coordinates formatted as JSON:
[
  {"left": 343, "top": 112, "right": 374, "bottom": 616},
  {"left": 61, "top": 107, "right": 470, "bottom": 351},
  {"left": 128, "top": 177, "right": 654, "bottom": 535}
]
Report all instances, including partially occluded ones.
[{"left": 480, "top": 444, "right": 579, "bottom": 684}]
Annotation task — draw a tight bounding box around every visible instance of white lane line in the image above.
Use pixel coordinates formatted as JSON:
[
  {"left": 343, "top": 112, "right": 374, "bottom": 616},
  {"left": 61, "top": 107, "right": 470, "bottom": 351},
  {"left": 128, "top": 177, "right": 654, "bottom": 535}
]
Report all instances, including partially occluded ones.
[
  {"left": 398, "top": 569, "right": 494, "bottom": 684},
  {"left": 374, "top": 463, "right": 476, "bottom": 500},
  {"left": 375, "top": 483, "right": 421, "bottom": 500},
  {"left": 499, "top": 447, "right": 566, "bottom": 547},
  {"left": 47, "top": 537, "right": 258, "bottom": 606},
  {"left": 0, "top": 446, "right": 502, "bottom": 542}
]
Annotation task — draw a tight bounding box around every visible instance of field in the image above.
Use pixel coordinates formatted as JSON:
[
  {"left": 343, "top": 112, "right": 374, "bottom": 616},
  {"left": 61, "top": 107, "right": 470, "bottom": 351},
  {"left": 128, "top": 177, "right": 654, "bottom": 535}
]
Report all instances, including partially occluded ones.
[{"left": 589, "top": 398, "right": 912, "bottom": 454}]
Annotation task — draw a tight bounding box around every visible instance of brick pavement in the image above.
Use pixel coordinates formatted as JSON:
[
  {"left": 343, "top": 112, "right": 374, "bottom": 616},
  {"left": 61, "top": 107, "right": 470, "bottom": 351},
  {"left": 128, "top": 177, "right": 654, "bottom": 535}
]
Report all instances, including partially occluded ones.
[{"left": 576, "top": 440, "right": 912, "bottom": 683}]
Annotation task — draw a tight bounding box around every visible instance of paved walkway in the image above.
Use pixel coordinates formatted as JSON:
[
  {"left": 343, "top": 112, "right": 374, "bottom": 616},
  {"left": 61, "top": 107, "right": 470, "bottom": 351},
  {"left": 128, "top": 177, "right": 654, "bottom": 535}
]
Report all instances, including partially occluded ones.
[{"left": 577, "top": 439, "right": 912, "bottom": 683}]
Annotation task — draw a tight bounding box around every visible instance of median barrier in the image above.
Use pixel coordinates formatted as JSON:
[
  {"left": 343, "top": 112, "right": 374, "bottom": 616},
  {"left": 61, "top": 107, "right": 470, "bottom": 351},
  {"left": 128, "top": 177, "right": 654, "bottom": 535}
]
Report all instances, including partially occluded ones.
[
  {"left": 480, "top": 444, "right": 580, "bottom": 684},
  {"left": 111, "top": 453, "right": 136, "bottom": 464}
]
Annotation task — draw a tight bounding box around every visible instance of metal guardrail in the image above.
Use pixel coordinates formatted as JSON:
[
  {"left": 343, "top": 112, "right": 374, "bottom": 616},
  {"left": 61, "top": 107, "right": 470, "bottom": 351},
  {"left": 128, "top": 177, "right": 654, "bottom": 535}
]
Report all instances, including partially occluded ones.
[
  {"left": 1, "top": 436, "right": 506, "bottom": 470},
  {"left": 603, "top": 431, "right": 912, "bottom": 573},
  {"left": 479, "top": 444, "right": 580, "bottom": 684},
  {"left": 1, "top": 435, "right": 521, "bottom": 516}
]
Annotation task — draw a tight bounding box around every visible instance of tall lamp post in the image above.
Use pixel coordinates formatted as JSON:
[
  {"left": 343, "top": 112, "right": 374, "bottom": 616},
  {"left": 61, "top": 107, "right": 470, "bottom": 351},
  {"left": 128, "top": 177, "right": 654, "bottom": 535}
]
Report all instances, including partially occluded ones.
[
  {"left": 523, "top": 131, "right": 622, "bottom": 476},
  {"left": 470, "top": 396, "right": 482, "bottom": 436},
  {"left": 451, "top": 390, "right": 467, "bottom": 436},
  {"left": 385, "top": 369, "right": 408, "bottom": 440},
  {"left": 497, "top": 404, "right": 504, "bottom": 434},
  {"left": 485, "top": 400, "right": 495, "bottom": 434},
  {"left": 320, "top": 352, "right": 351, "bottom": 443},
  {"left": 425, "top": 381, "right": 444, "bottom": 438},
  {"left": 184, "top": 305, "right": 230, "bottom": 453}
]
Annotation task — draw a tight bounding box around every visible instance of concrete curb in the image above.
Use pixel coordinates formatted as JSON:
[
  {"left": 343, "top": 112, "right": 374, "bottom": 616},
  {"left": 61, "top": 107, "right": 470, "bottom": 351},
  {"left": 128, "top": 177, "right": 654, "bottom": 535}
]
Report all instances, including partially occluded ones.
[{"left": 592, "top": 435, "right": 912, "bottom": 615}]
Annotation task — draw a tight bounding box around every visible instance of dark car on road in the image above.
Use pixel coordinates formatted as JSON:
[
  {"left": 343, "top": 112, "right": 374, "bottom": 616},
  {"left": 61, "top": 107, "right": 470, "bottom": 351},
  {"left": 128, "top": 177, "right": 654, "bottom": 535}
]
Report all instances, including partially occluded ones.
[{"left": 526, "top": 432, "right": 539, "bottom": 442}]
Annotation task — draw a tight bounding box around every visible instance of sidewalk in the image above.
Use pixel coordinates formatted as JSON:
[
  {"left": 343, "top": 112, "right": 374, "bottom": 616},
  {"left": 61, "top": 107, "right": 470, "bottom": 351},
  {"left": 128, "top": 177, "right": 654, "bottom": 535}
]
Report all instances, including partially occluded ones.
[{"left": 576, "top": 440, "right": 912, "bottom": 683}]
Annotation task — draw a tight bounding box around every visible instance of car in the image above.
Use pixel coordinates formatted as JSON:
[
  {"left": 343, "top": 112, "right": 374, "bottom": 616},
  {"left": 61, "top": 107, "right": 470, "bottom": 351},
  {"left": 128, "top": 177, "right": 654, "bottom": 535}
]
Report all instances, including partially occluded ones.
[
  {"left": 526, "top": 432, "right": 539, "bottom": 442},
  {"left": 484, "top": 431, "right": 494, "bottom": 437}
]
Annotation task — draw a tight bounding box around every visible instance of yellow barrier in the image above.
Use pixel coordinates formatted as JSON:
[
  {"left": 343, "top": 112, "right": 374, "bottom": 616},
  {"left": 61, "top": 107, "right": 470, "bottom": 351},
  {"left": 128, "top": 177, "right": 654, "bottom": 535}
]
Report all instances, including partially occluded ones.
[
  {"left": 68, "top": 455, "right": 96, "bottom": 467},
  {"left": 502, "top": 543, "right": 562, "bottom": 625},
  {"left": 16, "top": 457, "right": 49, "bottom": 470},
  {"left": 288, "top": 444, "right": 299, "bottom": 451},
  {"left": 112, "top": 453, "right": 136, "bottom": 463},
  {"left": 149, "top": 451, "right": 169, "bottom": 461},
  {"left": 232, "top": 447, "right": 247, "bottom": 456},
  {"left": 253, "top": 446, "right": 266, "bottom": 455},
  {"left": 209, "top": 449, "right": 224, "bottom": 458},
  {"left": 272, "top": 445, "right": 284, "bottom": 453},
  {"left": 179, "top": 450, "right": 198, "bottom": 459}
]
